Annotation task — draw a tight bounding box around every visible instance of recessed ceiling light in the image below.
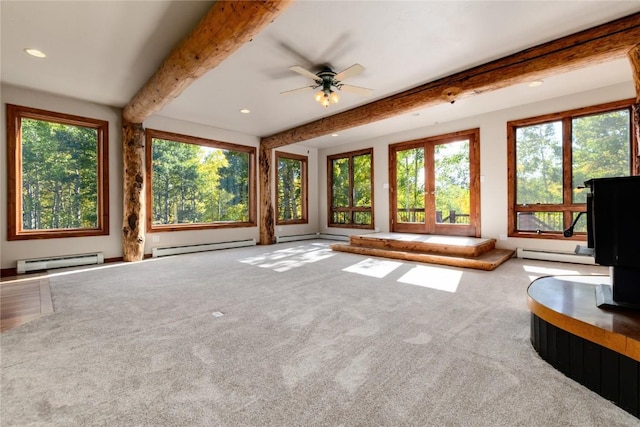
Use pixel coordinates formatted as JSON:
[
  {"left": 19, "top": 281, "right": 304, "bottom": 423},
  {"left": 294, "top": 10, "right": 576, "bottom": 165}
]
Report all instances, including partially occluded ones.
[
  {"left": 331, "top": 133, "right": 339, "bottom": 137},
  {"left": 239, "top": 108, "right": 250, "bottom": 114},
  {"left": 528, "top": 80, "right": 543, "bottom": 87},
  {"left": 24, "top": 48, "right": 46, "bottom": 58}
]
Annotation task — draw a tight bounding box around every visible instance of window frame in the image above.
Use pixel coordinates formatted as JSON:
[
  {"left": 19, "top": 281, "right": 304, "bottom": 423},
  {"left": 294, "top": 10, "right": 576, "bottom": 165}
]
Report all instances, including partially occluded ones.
[
  {"left": 507, "top": 99, "right": 637, "bottom": 240},
  {"left": 275, "top": 151, "right": 308, "bottom": 225},
  {"left": 6, "top": 104, "right": 109, "bottom": 240},
  {"left": 145, "top": 128, "right": 257, "bottom": 232},
  {"left": 327, "top": 147, "right": 374, "bottom": 229}
]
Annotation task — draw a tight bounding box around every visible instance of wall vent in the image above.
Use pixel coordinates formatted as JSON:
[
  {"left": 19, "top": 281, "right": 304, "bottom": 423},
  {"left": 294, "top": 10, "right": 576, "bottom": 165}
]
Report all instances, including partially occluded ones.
[
  {"left": 152, "top": 239, "right": 256, "bottom": 258},
  {"left": 516, "top": 248, "right": 595, "bottom": 265},
  {"left": 17, "top": 252, "right": 104, "bottom": 274}
]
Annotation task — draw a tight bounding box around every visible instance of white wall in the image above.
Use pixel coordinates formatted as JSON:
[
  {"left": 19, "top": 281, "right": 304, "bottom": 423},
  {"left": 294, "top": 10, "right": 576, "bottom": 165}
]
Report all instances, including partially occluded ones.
[
  {"left": 317, "top": 82, "right": 636, "bottom": 253},
  {"left": 1, "top": 84, "right": 123, "bottom": 269},
  {"left": 0, "top": 85, "right": 320, "bottom": 270},
  {"left": 1, "top": 81, "right": 634, "bottom": 270}
]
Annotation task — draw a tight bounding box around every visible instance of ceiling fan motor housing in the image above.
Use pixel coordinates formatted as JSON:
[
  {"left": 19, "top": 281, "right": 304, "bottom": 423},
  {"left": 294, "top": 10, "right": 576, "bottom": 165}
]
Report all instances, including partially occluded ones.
[{"left": 317, "top": 68, "right": 339, "bottom": 91}]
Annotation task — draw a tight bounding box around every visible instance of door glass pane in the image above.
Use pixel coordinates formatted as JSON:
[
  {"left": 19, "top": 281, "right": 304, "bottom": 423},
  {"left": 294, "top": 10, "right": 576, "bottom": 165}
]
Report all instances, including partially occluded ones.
[
  {"left": 332, "top": 158, "right": 349, "bottom": 207},
  {"left": 434, "top": 140, "right": 470, "bottom": 225},
  {"left": 396, "top": 147, "right": 425, "bottom": 223},
  {"left": 277, "top": 157, "right": 303, "bottom": 221},
  {"left": 571, "top": 109, "right": 630, "bottom": 203},
  {"left": 353, "top": 153, "right": 372, "bottom": 208},
  {"left": 515, "top": 122, "right": 563, "bottom": 204}
]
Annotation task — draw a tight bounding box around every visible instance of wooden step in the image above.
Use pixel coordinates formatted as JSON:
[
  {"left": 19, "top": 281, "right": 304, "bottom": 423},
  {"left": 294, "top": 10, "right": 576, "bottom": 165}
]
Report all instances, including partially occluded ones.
[
  {"left": 350, "top": 232, "right": 496, "bottom": 257},
  {"left": 330, "top": 243, "right": 514, "bottom": 271}
]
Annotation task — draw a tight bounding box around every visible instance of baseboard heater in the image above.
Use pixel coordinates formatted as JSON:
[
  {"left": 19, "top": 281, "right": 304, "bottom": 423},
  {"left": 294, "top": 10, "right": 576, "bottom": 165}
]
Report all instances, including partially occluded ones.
[
  {"left": 17, "top": 252, "right": 104, "bottom": 274},
  {"left": 275, "top": 233, "right": 319, "bottom": 243},
  {"left": 152, "top": 239, "right": 256, "bottom": 258},
  {"left": 317, "top": 233, "right": 350, "bottom": 242},
  {"left": 275, "top": 233, "right": 350, "bottom": 243},
  {"left": 516, "top": 248, "right": 595, "bottom": 265}
]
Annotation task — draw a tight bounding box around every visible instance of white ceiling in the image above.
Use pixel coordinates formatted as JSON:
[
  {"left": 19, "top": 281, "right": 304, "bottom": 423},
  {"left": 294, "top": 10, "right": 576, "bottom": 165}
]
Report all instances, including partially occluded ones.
[{"left": 2, "top": 1, "right": 639, "bottom": 149}]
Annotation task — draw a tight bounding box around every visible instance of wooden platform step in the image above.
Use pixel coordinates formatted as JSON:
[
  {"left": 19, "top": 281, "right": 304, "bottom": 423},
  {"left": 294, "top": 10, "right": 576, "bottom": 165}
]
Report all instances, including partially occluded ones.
[
  {"left": 350, "top": 232, "right": 496, "bottom": 257},
  {"left": 331, "top": 233, "right": 514, "bottom": 271}
]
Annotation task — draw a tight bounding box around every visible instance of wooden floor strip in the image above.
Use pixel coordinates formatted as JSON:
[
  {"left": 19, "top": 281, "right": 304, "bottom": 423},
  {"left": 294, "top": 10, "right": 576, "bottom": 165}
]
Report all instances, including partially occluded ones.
[{"left": 0, "top": 275, "right": 54, "bottom": 332}]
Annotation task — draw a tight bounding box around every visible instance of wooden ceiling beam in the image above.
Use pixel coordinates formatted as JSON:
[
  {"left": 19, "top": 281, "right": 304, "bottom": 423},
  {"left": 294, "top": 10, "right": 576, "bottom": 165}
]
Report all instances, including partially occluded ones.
[
  {"left": 261, "top": 12, "right": 640, "bottom": 149},
  {"left": 123, "top": 0, "right": 293, "bottom": 123},
  {"left": 629, "top": 44, "right": 640, "bottom": 102}
]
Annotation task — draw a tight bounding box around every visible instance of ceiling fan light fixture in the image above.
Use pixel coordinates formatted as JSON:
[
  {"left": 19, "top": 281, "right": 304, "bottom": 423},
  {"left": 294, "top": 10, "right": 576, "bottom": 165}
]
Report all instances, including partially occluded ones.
[
  {"left": 24, "top": 48, "right": 46, "bottom": 58},
  {"left": 286, "top": 63, "right": 372, "bottom": 108}
]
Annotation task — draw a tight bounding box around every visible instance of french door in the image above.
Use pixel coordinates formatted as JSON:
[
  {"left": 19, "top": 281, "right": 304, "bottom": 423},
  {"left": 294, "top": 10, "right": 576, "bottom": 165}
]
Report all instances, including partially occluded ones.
[{"left": 389, "top": 129, "right": 480, "bottom": 237}]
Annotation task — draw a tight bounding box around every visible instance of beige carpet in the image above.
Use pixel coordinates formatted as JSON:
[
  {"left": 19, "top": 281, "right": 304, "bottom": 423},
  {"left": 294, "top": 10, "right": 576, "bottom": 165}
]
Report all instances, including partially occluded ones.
[{"left": 1, "top": 240, "right": 637, "bottom": 426}]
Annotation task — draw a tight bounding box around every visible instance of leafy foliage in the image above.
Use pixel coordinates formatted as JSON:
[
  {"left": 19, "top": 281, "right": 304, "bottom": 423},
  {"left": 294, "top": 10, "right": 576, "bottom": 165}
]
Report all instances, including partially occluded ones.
[
  {"left": 395, "top": 141, "right": 470, "bottom": 224},
  {"left": 516, "top": 110, "right": 631, "bottom": 206},
  {"left": 513, "top": 107, "right": 632, "bottom": 234},
  {"left": 151, "top": 139, "right": 249, "bottom": 225},
  {"left": 434, "top": 140, "right": 469, "bottom": 220},
  {"left": 21, "top": 118, "right": 98, "bottom": 230},
  {"left": 330, "top": 152, "right": 373, "bottom": 226},
  {"left": 396, "top": 148, "right": 425, "bottom": 222},
  {"left": 277, "top": 157, "right": 303, "bottom": 221},
  {"left": 515, "top": 122, "right": 563, "bottom": 205},
  {"left": 571, "top": 110, "right": 630, "bottom": 203},
  {"left": 353, "top": 154, "right": 372, "bottom": 207},
  {"left": 332, "top": 157, "right": 350, "bottom": 208}
]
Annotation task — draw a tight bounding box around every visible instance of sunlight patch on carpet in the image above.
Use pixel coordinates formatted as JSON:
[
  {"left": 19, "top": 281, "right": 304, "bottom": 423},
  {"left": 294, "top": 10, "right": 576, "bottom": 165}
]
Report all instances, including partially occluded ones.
[
  {"left": 397, "top": 265, "right": 462, "bottom": 292},
  {"left": 342, "top": 258, "right": 403, "bottom": 278},
  {"left": 239, "top": 243, "right": 335, "bottom": 272}
]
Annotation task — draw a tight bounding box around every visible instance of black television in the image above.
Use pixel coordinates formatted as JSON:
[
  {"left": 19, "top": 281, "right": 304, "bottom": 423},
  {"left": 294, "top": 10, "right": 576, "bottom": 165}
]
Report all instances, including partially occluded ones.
[{"left": 584, "top": 176, "right": 640, "bottom": 310}]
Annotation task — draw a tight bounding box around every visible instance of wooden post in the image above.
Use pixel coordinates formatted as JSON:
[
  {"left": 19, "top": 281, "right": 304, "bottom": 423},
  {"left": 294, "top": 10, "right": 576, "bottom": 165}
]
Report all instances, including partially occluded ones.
[
  {"left": 629, "top": 44, "right": 640, "bottom": 175},
  {"left": 259, "top": 144, "right": 275, "bottom": 245},
  {"left": 122, "top": 120, "right": 145, "bottom": 261}
]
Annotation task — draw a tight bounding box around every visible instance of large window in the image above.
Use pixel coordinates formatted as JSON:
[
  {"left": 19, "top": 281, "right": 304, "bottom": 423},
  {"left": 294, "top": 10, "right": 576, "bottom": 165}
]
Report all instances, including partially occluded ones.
[
  {"left": 275, "top": 151, "right": 307, "bottom": 224},
  {"left": 145, "top": 129, "right": 256, "bottom": 232},
  {"left": 328, "top": 148, "right": 374, "bottom": 228},
  {"left": 6, "top": 104, "right": 109, "bottom": 240},
  {"left": 507, "top": 99, "right": 637, "bottom": 239}
]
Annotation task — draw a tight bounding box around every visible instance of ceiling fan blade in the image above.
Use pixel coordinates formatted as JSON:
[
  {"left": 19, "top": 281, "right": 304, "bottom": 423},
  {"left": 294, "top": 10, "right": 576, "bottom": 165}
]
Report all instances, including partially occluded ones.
[
  {"left": 289, "top": 65, "right": 319, "bottom": 81},
  {"left": 280, "top": 86, "right": 315, "bottom": 95},
  {"left": 339, "top": 84, "right": 374, "bottom": 97},
  {"left": 334, "top": 63, "right": 365, "bottom": 81}
]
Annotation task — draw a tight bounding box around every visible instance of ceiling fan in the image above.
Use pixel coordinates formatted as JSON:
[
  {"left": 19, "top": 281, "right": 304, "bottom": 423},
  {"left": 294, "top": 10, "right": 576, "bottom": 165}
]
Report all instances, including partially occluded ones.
[{"left": 281, "top": 63, "right": 374, "bottom": 107}]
